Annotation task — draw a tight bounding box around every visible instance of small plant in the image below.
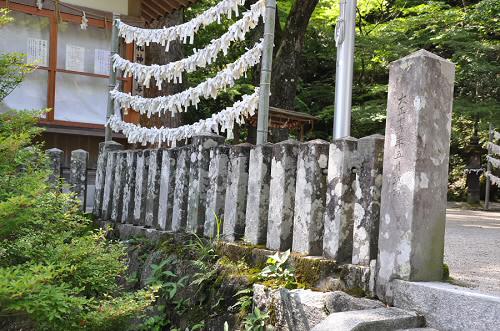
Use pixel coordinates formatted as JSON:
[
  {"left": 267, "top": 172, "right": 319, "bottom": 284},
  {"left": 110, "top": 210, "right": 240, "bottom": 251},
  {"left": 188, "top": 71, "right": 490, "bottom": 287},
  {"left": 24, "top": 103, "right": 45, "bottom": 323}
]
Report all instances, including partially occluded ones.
[
  {"left": 231, "top": 288, "right": 253, "bottom": 316},
  {"left": 243, "top": 307, "right": 269, "bottom": 331},
  {"left": 259, "top": 250, "right": 295, "bottom": 286}
]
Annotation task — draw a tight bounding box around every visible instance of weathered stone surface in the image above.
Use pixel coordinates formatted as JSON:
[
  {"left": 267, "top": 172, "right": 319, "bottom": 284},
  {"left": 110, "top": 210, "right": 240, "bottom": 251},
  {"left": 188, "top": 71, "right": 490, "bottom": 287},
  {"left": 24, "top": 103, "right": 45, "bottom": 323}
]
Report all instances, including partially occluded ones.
[
  {"left": 145, "top": 149, "right": 163, "bottom": 228},
  {"left": 133, "top": 150, "right": 150, "bottom": 226},
  {"left": 102, "top": 151, "right": 119, "bottom": 220},
  {"left": 93, "top": 141, "right": 122, "bottom": 218},
  {"left": 121, "top": 151, "right": 137, "bottom": 224},
  {"left": 339, "top": 264, "right": 372, "bottom": 296},
  {"left": 157, "top": 149, "right": 177, "bottom": 230},
  {"left": 312, "top": 308, "right": 424, "bottom": 331},
  {"left": 204, "top": 145, "right": 230, "bottom": 238},
  {"left": 352, "top": 135, "right": 384, "bottom": 266},
  {"left": 324, "top": 291, "right": 384, "bottom": 312},
  {"left": 186, "top": 134, "right": 225, "bottom": 235},
  {"left": 266, "top": 140, "right": 300, "bottom": 251},
  {"left": 244, "top": 143, "right": 273, "bottom": 245},
  {"left": 292, "top": 139, "right": 329, "bottom": 255},
  {"left": 172, "top": 146, "right": 191, "bottom": 232},
  {"left": 323, "top": 137, "right": 358, "bottom": 262},
  {"left": 111, "top": 151, "right": 126, "bottom": 222},
  {"left": 69, "top": 149, "right": 88, "bottom": 211},
  {"left": 222, "top": 143, "right": 252, "bottom": 242},
  {"left": 376, "top": 50, "right": 455, "bottom": 300},
  {"left": 46, "top": 148, "right": 63, "bottom": 186},
  {"left": 392, "top": 280, "right": 500, "bottom": 331}
]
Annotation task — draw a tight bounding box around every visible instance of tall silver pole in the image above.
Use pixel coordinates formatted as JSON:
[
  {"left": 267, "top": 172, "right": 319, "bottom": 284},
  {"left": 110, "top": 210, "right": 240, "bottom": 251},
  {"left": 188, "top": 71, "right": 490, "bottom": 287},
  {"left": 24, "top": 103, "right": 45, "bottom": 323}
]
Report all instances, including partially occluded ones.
[
  {"left": 256, "top": 0, "right": 276, "bottom": 145},
  {"left": 485, "top": 123, "right": 493, "bottom": 210},
  {"left": 333, "top": 0, "right": 357, "bottom": 139},
  {"left": 105, "top": 13, "right": 120, "bottom": 142}
]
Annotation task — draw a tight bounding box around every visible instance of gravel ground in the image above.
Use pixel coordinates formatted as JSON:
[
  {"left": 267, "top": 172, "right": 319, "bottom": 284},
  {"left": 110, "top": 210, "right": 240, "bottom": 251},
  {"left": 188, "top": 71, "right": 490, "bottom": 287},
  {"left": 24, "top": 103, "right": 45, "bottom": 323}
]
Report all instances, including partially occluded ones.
[{"left": 444, "top": 204, "right": 500, "bottom": 297}]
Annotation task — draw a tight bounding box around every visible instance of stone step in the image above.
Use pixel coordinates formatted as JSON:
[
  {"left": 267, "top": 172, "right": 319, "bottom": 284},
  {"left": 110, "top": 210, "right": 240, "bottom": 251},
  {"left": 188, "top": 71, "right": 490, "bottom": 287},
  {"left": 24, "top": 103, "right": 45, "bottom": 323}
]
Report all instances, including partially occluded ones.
[
  {"left": 396, "top": 328, "right": 439, "bottom": 331},
  {"left": 311, "top": 307, "right": 425, "bottom": 331}
]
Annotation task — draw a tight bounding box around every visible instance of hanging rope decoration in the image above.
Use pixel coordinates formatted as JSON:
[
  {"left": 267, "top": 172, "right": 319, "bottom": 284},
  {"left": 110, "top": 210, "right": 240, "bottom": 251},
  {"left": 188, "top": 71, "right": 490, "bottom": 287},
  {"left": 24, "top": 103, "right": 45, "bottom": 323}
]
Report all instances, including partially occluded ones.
[
  {"left": 495, "top": 130, "right": 500, "bottom": 141},
  {"left": 489, "top": 142, "right": 500, "bottom": 156},
  {"left": 112, "top": 0, "right": 266, "bottom": 89},
  {"left": 486, "top": 172, "right": 500, "bottom": 187},
  {"left": 111, "top": 41, "right": 263, "bottom": 118},
  {"left": 108, "top": 88, "right": 260, "bottom": 146},
  {"left": 487, "top": 155, "right": 500, "bottom": 169},
  {"left": 116, "top": 0, "right": 246, "bottom": 46}
]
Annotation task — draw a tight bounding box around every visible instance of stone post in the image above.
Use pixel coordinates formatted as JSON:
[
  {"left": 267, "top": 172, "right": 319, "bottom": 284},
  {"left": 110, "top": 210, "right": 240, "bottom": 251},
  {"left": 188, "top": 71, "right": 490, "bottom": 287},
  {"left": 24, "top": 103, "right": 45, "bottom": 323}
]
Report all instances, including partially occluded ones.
[
  {"left": 111, "top": 151, "right": 126, "bottom": 222},
  {"left": 323, "top": 137, "right": 358, "bottom": 262},
  {"left": 186, "top": 134, "right": 225, "bottom": 235},
  {"left": 122, "top": 150, "right": 137, "bottom": 224},
  {"left": 133, "top": 150, "right": 150, "bottom": 226},
  {"left": 466, "top": 135, "right": 482, "bottom": 204},
  {"left": 172, "top": 146, "right": 191, "bottom": 232},
  {"left": 223, "top": 143, "right": 252, "bottom": 242},
  {"left": 244, "top": 143, "right": 273, "bottom": 245},
  {"left": 352, "top": 134, "right": 384, "bottom": 266},
  {"left": 69, "top": 149, "right": 88, "bottom": 211},
  {"left": 145, "top": 149, "right": 163, "bottom": 228},
  {"left": 157, "top": 148, "right": 178, "bottom": 230},
  {"left": 266, "top": 140, "right": 300, "bottom": 251},
  {"left": 93, "top": 141, "right": 122, "bottom": 218},
  {"left": 292, "top": 140, "right": 329, "bottom": 255},
  {"left": 376, "top": 50, "right": 455, "bottom": 301},
  {"left": 102, "top": 151, "right": 120, "bottom": 220},
  {"left": 204, "top": 145, "right": 230, "bottom": 238},
  {"left": 46, "top": 148, "right": 63, "bottom": 186}
]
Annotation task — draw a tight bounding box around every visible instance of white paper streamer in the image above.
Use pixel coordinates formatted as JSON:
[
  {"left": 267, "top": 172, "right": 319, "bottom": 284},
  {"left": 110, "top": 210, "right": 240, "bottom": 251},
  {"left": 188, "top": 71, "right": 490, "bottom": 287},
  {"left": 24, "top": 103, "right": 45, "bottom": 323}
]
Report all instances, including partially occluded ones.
[
  {"left": 494, "top": 130, "right": 500, "bottom": 141},
  {"left": 486, "top": 172, "right": 500, "bottom": 187},
  {"left": 116, "top": 0, "right": 247, "bottom": 46},
  {"left": 487, "top": 156, "right": 500, "bottom": 169},
  {"left": 489, "top": 142, "right": 500, "bottom": 156},
  {"left": 108, "top": 88, "right": 260, "bottom": 146},
  {"left": 464, "top": 168, "right": 483, "bottom": 175},
  {"left": 112, "top": 0, "right": 266, "bottom": 89},
  {"left": 111, "top": 41, "right": 262, "bottom": 117}
]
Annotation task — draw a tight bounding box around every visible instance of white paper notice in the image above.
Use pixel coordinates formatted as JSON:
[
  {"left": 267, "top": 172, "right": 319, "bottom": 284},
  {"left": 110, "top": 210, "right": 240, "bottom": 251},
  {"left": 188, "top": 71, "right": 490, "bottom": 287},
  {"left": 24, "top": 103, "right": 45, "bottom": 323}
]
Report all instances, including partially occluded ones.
[
  {"left": 94, "top": 49, "right": 110, "bottom": 75},
  {"left": 65, "top": 45, "right": 85, "bottom": 72},
  {"left": 27, "top": 38, "right": 48, "bottom": 67}
]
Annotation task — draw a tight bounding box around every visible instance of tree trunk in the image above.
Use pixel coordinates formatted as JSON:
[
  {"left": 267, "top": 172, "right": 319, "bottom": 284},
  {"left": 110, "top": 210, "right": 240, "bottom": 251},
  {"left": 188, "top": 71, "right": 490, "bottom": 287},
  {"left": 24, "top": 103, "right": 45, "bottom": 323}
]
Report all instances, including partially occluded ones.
[
  {"left": 270, "top": 0, "right": 319, "bottom": 110},
  {"left": 140, "top": 10, "right": 184, "bottom": 131}
]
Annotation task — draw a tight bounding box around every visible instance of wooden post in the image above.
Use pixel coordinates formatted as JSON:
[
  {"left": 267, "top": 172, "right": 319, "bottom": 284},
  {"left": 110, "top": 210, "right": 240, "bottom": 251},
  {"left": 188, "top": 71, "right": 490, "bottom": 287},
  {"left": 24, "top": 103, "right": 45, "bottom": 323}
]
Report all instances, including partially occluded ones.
[
  {"left": 105, "top": 13, "right": 120, "bottom": 142},
  {"left": 485, "top": 123, "right": 493, "bottom": 210},
  {"left": 256, "top": 0, "right": 277, "bottom": 145}
]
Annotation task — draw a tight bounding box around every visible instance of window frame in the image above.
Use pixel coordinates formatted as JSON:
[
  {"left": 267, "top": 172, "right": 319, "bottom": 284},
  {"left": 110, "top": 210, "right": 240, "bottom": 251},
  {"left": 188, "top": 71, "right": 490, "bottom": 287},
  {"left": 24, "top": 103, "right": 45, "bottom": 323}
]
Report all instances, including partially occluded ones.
[{"left": 0, "top": 0, "right": 138, "bottom": 129}]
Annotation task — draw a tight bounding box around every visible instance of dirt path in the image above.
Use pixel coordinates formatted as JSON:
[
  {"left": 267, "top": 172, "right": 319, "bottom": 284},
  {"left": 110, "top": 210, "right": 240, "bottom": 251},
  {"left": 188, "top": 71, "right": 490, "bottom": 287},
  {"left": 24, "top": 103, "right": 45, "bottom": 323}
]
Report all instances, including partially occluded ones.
[{"left": 444, "top": 206, "right": 500, "bottom": 296}]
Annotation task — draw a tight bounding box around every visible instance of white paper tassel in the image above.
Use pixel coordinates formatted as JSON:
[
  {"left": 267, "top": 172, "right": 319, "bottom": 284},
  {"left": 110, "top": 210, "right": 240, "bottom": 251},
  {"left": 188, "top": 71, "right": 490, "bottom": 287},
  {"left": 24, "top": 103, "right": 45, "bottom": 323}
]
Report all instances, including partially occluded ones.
[
  {"left": 495, "top": 131, "right": 500, "bottom": 141},
  {"left": 112, "top": 1, "right": 266, "bottom": 88},
  {"left": 107, "top": 88, "right": 260, "bottom": 145},
  {"left": 80, "top": 11, "right": 88, "bottom": 30},
  {"left": 110, "top": 41, "right": 263, "bottom": 117},
  {"left": 486, "top": 172, "right": 500, "bottom": 187},
  {"left": 487, "top": 156, "right": 500, "bottom": 169},
  {"left": 489, "top": 142, "right": 500, "bottom": 156},
  {"left": 36, "top": 0, "right": 43, "bottom": 10}
]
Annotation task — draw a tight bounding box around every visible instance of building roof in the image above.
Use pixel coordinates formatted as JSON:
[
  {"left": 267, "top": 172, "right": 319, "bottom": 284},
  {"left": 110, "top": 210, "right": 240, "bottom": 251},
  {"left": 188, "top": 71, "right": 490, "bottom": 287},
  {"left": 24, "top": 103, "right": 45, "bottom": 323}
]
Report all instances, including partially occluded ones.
[{"left": 247, "top": 107, "right": 319, "bottom": 130}]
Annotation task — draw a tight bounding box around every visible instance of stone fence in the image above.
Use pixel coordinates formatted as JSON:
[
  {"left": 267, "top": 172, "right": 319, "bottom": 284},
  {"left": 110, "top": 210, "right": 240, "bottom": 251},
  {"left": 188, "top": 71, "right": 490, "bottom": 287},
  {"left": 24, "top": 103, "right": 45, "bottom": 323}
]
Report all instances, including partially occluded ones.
[{"left": 92, "top": 134, "right": 384, "bottom": 269}]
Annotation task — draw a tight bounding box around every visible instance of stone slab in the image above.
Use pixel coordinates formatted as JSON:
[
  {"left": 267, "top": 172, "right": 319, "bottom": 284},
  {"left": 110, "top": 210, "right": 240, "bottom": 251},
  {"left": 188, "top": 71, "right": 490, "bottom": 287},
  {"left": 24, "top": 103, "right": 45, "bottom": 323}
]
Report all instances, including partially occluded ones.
[
  {"left": 133, "top": 150, "right": 150, "bottom": 226},
  {"left": 110, "top": 151, "right": 126, "bottom": 222},
  {"left": 145, "top": 149, "right": 162, "bottom": 228},
  {"left": 171, "top": 146, "right": 191, "bottom": 232},
  {"left": 392, "top": 280, "right": 500, "bottom": 331},
  {"left": 121, "top": 151, "right": 137, "bottom": 224},
  {"left": 69, "top": 149, "right": 88, "bottom": 211},
  {"left": 157, "top": 149, "right": 177, "bottom": 230}
]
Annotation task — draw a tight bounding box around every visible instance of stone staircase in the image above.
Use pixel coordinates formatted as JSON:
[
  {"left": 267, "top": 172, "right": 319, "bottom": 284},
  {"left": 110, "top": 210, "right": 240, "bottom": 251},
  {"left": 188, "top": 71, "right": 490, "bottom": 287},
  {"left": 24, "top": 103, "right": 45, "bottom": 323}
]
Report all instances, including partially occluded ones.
[{"left": 253, "top": 284, "right": 436, "bottom": 331}]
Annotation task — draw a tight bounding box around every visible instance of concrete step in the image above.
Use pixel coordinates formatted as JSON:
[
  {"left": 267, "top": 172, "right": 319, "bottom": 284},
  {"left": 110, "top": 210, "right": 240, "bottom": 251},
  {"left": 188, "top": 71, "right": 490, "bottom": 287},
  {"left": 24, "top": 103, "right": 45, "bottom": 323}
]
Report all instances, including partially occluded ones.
[{"left": 311, "top": 307, "right": 425, "bottom": 331}]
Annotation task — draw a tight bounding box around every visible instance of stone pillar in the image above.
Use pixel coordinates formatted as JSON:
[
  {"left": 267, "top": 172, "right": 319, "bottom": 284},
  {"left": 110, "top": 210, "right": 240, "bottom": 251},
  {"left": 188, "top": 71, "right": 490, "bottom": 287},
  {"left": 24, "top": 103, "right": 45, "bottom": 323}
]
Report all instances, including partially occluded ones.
[
  {"left": 46, "top": 148, "right": 63, "bottom": 186},
  {"left": 204, "top": 145, "right": 230, "bottom": 238},
  {"left": 244, "top": 143, "right": 273, "bottom": 245},
  {"left": 102, "top": 151, "right": 120, "bottom": 220},
  {"left": 186, "top": 134, "right": 225, "bottom": 235},
  {"left": 122, "top": 150, "right": 137, "bottom": 224},
  {"left": 93, "top": 141, "right": 122, "bottom": 218},
  {"left": 111, "top": 151, "right": 126, "bottom": 222},
  {"left": 133, "top": 150, "right": 150, "bottom": 226},
  {"left": 323, "top": 137, "right": 358, "bottom": 262},
  {"left": 266, "top": 140, "right": 300, "bottom": 251},
  {"left": 69, "top": 149, "right": 88, "bottom": 211},
  {"left": 292, "top": 140, "right": 329, "bottom": 255},
  {"left": 352, "top": 134, "right": 384, "bottom": 266},
  {"left": 223, "top": 143, "right": 252, "bottom": 242},
  {"left": 157, "top": 148, "right": 178, "bottom": 230},
  {"left": 172, "top": 146, "right": 191, "bottom": 232},
  {"left": 376, "top": 50, "right": 455, "bottom": 301},
  {"left": 145, "top": 149, "right": 163, "bottom": 228},
  {"left": 466, "top": 136, "right": 482, "bottom": 204}
]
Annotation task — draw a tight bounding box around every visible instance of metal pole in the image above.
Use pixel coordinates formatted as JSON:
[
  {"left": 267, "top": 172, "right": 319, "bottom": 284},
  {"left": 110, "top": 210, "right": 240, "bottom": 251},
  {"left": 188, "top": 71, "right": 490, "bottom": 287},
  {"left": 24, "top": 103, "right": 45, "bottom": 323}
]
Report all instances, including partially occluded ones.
[
  {"left": 485, "top": 123, "right": 493, "bottom": 210},
  {"left": 256, "top": 0, "right": 276, "bottom": 145},
  {"left": 105, "top": 13, "right": 120, "bottom": 142},
  {"left": 333, "top": 0, "right": 357, "bottom": 139}
]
